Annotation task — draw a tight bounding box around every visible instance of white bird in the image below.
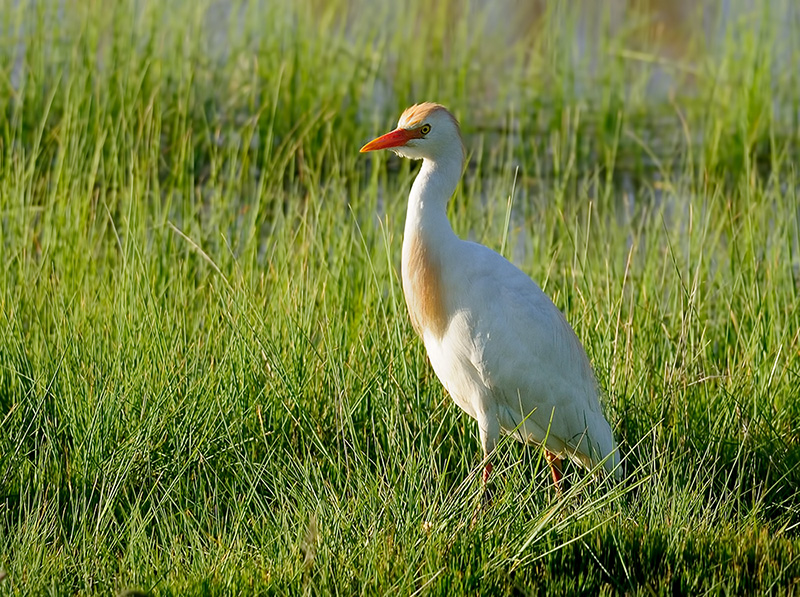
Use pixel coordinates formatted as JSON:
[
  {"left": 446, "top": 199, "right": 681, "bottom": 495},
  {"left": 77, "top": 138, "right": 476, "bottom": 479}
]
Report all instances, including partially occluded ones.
[{"left": 361, "top": 103, "right": 621, "bottom": 489}]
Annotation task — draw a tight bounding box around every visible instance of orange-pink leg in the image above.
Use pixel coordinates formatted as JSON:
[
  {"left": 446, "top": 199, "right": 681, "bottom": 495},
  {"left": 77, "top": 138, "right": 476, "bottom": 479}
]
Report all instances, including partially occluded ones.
[
  {"left": 482, "top": 461, "right": 493, "bottom": 484},
  {"left": 545, "top": 451, "right": 563, "bottom": 492}
]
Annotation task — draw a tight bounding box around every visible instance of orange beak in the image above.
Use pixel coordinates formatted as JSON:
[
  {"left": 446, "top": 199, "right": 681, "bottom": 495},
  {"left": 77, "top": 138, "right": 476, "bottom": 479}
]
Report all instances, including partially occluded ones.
[{"left": 360, "top": 127, "right": 420, "bottom": 152}]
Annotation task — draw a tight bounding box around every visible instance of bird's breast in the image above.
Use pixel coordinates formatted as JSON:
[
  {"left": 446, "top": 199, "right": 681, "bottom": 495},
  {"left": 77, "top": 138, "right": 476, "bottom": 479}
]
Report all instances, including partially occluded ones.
[{"left": 401, "top": 233, "right": 449, "bottom": 339}]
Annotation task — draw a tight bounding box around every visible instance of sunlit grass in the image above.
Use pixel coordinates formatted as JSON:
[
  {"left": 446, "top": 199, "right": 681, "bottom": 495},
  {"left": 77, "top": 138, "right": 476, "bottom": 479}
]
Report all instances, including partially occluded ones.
[{"left": 1, "top": 0, "right": 799, "bottom": 594}]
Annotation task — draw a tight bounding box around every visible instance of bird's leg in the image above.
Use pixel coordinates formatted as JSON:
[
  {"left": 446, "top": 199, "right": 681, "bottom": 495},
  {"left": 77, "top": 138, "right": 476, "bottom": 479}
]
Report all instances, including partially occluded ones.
[
  {"left": 472, "top": 456, "right": 493, "bottom": 526},
  {"left": 479, "top": 457, "right": 494, "bottom": 509},
  {"left": 475, "top": 414, "right": 499, "bottom": 515},
  {"left": 482, "top": 461, "right": 493, "bottom": 484},
  {"left": 544, "top": 451, "right": 563, "bottom": 493}
]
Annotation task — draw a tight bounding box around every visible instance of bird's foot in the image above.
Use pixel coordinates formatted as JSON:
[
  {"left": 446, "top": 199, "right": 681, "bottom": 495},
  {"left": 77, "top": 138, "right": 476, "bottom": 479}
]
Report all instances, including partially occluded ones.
[{"left": 471, "top": 485, "right": 494, "bottom": 527}]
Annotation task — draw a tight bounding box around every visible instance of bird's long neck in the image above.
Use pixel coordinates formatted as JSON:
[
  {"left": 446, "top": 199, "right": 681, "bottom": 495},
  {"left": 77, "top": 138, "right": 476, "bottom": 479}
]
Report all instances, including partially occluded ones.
[
  {"left": 401, "top": 154, "right": 462, "bottom": 339},
  {"left": 404, "top": 156, "right": 461, "bottom": 238}
]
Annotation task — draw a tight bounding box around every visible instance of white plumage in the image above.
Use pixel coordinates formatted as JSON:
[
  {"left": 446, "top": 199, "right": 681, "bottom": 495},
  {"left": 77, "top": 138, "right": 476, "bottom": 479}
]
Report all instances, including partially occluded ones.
[{"left": 361, "top": 103, "right": 620, "bottom": 486}]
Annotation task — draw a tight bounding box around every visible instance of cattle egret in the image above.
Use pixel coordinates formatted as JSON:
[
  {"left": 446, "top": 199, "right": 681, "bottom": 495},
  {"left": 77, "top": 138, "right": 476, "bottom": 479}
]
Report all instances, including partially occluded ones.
[{"left": 361, "top": 103, "right": 621, "bottom": 489}]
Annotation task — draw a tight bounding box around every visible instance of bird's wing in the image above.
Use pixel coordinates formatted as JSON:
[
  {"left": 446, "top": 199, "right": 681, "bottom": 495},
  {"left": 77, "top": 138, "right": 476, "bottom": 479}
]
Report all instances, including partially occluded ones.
[{"left": 445, "top": 241, "right": 618, "bottom": 469}]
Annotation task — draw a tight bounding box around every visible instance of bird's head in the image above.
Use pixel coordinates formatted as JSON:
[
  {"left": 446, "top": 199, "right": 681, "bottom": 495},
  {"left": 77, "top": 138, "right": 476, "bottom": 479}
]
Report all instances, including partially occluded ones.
[{"left": 360, "top": 102, "right": 465, "bottom": 166}]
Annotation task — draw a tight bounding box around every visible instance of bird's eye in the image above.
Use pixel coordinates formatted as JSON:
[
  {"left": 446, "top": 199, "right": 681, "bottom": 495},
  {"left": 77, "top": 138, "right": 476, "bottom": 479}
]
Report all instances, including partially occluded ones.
[{"left": 420, "top": 124, "right": 431, "bottom": 135}]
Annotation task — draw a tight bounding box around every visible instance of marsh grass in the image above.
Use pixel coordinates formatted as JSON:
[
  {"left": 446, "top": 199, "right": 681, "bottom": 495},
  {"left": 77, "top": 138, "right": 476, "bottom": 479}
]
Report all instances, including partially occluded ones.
[{"left": 1, "top": 0, "right": 799, "bottom": 594}]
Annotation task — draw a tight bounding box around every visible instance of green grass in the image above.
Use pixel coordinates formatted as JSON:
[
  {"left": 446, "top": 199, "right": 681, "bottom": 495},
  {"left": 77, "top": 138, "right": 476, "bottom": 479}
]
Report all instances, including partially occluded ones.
[{"left": 1, "top": 0, "right": 800, "bottom": 594}]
